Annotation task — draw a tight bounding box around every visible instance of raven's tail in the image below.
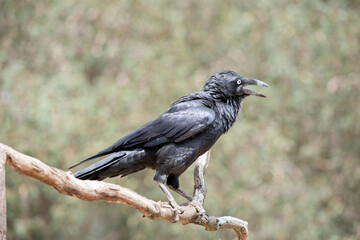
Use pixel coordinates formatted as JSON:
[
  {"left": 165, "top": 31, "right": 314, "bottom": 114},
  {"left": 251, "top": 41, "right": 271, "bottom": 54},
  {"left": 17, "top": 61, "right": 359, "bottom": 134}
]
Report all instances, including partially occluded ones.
[
  {"left": 73, "top": 149, "right": 148, "bottom": 180},
  {"left": 68, "top": 146, "right": 115, "bottom": 169}
]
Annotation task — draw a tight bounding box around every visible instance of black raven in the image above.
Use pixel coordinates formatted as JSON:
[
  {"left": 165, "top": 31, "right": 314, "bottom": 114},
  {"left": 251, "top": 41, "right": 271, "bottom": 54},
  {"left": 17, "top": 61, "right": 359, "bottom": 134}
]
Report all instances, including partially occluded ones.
[{"left": 70, "top": 71, "right": 268, "bottom": 212}]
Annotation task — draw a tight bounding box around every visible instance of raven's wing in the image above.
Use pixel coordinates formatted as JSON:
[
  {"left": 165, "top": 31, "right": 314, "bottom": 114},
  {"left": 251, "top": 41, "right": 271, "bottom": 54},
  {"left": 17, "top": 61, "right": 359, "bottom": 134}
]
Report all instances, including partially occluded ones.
[
  {"left": 136, "top": 109, "right": 214, "bottom": 145},
  {"left": 69, "top": 104, "right": 215, "bottom": 169}
]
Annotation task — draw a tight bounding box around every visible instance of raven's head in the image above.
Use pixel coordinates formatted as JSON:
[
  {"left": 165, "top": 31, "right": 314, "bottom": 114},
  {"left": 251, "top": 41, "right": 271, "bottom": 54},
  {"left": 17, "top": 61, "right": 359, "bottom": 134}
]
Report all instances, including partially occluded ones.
[{"left": 204, "top": 71, "right": 269, "bottom": 99}]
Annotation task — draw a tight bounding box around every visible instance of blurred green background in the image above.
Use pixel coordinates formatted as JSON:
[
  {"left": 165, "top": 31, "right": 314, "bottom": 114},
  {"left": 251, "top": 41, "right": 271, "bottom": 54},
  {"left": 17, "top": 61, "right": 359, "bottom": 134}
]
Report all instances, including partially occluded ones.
[{"left": 1, "top": 0, "right": 359, "bottom": 239}]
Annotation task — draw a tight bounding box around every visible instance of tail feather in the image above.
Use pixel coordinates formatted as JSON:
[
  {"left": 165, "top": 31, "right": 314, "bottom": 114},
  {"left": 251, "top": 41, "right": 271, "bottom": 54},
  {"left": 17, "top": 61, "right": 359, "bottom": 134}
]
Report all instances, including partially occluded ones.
[
  {"left": 74, "top": 152, "right": 126, "bottom": 180},
  {"left": 69, "top": 146, "right": 115, "bottom": 169},
  {"left": 72, "top": 149, "right": 148, "bottom": 181}
]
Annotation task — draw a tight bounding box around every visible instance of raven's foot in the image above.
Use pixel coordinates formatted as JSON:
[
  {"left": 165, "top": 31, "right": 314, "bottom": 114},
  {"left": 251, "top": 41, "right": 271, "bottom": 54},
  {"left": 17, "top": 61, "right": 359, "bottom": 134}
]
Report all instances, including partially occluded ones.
[
  {"left": 155, "top": 180, "right": 182, "bottom": 222},
  {"left": 189, "top": 201, "right": 207, "bottom": 224},
  {"left": 160, "top": 201, "right": 182, "bottom": 222}
]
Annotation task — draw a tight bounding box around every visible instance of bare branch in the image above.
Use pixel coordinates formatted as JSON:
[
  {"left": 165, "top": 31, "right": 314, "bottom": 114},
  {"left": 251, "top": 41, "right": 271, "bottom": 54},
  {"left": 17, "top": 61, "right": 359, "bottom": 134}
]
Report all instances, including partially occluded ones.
[{"left": 0, "top": 143, "right": 248, "bottom": 239}]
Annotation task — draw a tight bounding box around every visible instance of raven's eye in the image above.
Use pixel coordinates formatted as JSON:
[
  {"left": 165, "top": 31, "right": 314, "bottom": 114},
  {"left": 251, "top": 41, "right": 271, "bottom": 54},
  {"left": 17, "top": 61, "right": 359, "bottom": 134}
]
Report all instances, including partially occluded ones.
[{"left": 237, "top": 79, "right": 242, "bottom": 85}]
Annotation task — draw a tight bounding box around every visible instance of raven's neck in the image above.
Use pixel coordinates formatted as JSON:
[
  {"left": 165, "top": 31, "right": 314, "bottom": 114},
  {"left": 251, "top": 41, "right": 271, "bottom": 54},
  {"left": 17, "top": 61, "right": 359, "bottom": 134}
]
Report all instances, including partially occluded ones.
[
  {"left": 202, "top": 86, "right": 244, "bottom": 132},
  {"left": 214, "top": 95, "right": 243, "bottom": 132}
]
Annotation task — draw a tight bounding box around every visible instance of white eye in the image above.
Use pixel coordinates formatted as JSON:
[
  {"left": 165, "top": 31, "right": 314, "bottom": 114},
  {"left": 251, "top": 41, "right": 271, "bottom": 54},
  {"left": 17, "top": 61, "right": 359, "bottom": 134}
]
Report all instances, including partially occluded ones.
[{"left": 237, "top": 79, "right": 242, "bottom": 85}]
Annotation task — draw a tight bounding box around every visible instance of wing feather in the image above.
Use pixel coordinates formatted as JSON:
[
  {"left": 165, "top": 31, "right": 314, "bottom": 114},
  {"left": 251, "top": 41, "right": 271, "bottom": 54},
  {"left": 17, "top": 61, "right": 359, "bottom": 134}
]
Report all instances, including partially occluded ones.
[{"left": 112, "top": 106, "right": 214, "bottom": 150}]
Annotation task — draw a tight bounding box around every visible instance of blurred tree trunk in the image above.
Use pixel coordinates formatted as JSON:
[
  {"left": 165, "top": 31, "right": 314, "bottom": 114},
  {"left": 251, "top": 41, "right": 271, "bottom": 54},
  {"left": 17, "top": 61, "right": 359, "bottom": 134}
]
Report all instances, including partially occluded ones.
[{"left": 0, "top": 150, "right": 6, "bottom": 240}]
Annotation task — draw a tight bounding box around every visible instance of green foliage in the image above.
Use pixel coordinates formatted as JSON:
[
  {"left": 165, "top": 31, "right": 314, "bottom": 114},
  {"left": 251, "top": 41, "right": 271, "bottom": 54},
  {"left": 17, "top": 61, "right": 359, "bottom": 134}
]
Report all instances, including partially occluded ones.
[{"left": 1, "top": 0, "right": 359, "bottom": 239}]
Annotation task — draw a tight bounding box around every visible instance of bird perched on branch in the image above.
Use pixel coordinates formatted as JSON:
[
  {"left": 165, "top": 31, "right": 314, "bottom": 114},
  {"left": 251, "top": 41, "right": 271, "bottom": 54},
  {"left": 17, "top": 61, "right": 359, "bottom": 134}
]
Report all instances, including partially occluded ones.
[{"left": 70, "top": 71, "right": 268, "bottom": 215}]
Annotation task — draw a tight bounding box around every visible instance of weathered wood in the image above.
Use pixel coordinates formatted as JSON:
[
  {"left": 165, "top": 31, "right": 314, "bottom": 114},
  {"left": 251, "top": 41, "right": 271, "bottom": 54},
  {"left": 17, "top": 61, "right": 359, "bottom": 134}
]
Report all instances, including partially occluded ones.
[{"left": 0, "top": 143, "right": 248, "bottom": 239}]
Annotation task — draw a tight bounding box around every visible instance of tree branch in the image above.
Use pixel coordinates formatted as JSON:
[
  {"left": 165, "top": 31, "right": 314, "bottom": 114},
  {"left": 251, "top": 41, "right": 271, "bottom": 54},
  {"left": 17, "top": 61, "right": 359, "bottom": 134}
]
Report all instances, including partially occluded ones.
[{"left": 0, "top": 143, "right": 248, "bottom": 240}]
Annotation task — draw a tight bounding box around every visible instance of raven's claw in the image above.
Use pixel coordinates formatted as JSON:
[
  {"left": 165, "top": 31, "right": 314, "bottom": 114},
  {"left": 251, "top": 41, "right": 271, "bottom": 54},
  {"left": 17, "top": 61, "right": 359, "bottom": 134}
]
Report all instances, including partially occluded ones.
[{"left": 160, "top": 201, "right": 181, "bottom": 222}]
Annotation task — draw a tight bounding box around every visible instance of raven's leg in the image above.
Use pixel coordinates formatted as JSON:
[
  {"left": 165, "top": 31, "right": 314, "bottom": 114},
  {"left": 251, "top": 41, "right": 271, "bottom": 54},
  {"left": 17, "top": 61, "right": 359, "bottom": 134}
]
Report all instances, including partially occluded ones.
[
  {"left": 166, "top": 174, "right": 193, "bottom": 202},
  {"left": 154, "top": 173, "right": 180, "bottom": 221},
  {"left": 167, "top": 175, "right": 205, "bottom": 214}
]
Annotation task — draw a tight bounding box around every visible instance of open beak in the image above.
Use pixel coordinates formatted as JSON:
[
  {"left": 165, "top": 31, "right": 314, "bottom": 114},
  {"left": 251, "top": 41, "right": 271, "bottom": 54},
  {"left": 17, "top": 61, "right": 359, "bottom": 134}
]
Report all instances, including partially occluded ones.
[{"left": 236, "top": 78, "right": 269, "bottom": 98}]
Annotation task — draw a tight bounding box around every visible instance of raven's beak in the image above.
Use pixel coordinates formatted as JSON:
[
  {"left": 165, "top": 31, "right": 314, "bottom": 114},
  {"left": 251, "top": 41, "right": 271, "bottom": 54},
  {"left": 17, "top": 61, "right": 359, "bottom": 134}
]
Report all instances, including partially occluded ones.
[{"left": 236, "top": 78, "right": 269, "bottom": 98}]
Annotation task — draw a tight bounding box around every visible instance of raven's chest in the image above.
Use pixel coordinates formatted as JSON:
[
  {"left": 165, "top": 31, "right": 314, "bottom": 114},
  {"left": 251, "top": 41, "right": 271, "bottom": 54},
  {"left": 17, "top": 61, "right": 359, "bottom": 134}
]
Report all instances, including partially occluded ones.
[{"left": 154, "top": 124, "right": 223, "bottom": 176}]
